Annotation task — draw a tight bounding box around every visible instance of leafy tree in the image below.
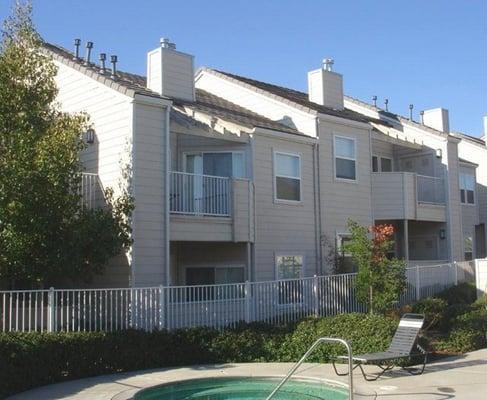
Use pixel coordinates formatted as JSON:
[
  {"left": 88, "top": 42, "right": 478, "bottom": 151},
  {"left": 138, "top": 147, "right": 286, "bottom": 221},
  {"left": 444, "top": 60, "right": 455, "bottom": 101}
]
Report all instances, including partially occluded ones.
[
  {"left": 344, "top": 220, "right": 406, "bottom": 314},
  {"left": 0, "top": 1, "right": 133, "bottom": 288}
]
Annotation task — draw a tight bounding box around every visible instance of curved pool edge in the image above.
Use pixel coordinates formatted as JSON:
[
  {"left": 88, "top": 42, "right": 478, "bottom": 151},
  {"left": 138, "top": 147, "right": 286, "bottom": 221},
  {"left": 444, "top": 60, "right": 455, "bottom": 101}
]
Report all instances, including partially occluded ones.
[{"left": 110, "top": 367, "right": 376, "bottom": 400}]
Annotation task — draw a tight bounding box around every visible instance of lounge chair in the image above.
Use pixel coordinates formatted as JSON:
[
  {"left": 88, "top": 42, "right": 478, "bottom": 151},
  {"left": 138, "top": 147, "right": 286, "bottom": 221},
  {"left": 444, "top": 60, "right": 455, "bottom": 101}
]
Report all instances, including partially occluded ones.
[{"left": 332, "top": 313, "right": 428, "bottom": 381}]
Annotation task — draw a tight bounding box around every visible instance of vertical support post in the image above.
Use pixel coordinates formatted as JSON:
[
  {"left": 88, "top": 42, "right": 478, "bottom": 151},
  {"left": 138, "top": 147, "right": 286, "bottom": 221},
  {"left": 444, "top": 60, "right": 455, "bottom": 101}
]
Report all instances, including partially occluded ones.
[
  {"left": 415, "top": 265, "right": 421, "bottom": 301},
  {"left": 313, "top": 275, "right": 319, "bottom": 317},
  {"left": 404, "top": 219, "right": 409, "bottom": 262},
  {"left": 48, "top": 287, "right": 55, "bottom": 332},
  {"left": 453, "top": 261, "right": 458, "bottom": 286},
  {"left": 159, "top": 285, "right": 165, "bottom": 330},
  {"left": 244, "top": 281, "right": 251, "bottom": 323}
]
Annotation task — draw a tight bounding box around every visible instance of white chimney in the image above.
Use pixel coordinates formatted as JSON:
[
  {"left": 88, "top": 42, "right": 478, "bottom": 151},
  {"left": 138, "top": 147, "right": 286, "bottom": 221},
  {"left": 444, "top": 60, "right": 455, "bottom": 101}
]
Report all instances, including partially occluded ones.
[
  {"left": 422, "top": 108, "right": 450, "bottom": 133},
  {"left": 307, "top": 58, "right": 344, "bottom": 110},
  {"left": 147, "top": 38, "right": 195, "bottom": 101},
  {"left": 483, "top": 116, "right": 487, "bottom": 139}
]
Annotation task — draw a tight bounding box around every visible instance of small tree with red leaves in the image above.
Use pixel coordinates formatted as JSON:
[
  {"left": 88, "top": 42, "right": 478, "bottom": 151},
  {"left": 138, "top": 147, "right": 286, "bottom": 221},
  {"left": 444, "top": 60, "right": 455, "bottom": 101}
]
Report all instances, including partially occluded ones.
[{"left": 344, "top": 220, "right": 406, "bottom": 314}]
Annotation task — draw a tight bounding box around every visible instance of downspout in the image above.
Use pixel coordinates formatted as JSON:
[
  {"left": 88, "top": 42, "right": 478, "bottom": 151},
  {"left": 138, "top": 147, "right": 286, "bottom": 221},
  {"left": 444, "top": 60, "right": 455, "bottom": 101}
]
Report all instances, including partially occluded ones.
[
  {"left": 165, "top": 105, "right": 171, "bottom": 285},
  {"left": 314, "top": 118, "right": 323, "bottom": 274}
]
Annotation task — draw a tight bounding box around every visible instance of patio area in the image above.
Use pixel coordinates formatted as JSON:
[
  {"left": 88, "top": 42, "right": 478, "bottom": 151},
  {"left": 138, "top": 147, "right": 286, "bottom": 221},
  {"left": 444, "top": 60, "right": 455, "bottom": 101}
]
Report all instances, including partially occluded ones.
[{"left": 7, "top": 349, "right": 487, "bottom": 400}]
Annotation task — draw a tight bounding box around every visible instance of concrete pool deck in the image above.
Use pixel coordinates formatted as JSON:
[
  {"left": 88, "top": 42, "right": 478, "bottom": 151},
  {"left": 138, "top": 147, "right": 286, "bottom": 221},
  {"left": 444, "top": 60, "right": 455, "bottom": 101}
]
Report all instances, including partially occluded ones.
[{"left": 7, "top": 349, "right": 487, "bottom": 400}]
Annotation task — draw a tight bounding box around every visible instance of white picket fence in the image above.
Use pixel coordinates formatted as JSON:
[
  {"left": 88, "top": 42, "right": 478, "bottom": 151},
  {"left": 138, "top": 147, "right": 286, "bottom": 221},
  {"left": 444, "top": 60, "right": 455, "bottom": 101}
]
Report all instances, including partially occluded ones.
[{"left": 0, "top": 261, "right": 476, "bottom": 333}]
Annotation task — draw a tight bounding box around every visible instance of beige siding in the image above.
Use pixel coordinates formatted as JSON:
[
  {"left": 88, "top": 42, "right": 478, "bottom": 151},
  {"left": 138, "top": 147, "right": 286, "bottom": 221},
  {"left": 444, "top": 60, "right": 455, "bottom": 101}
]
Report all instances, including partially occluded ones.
[
  {"left": 196, "top": 72, "right": 317, "bottom": 136},
  {"left": 233, "top": 179, "right": 255, "bottom": 242},
  {"left": 318, "top": 120, "right": 373, "bottom": 272},
  {"left": 131, "top": 102, "right": 168, "bottom": 286},
  {"left": 171, "top": 216, "right": 233, "bottom": 241},
  {"left": 252, "top": 134, "right": 318, "bottom": 280},
  {"left": 54, "top": 61, "right": 133, "bottom": 287}
]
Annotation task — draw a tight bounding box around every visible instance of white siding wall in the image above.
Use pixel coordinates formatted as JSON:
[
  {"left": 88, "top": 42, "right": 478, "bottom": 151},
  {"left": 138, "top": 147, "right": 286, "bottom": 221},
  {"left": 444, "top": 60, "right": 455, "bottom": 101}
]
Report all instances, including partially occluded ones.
[
  {"left": 252, "top": 134, "right": 318, "bottom": 280},
  {"left": 318, "top": 119, "right": 373, "bottom": 272},
  {"left": 131, "top": 102, "right": 169, "bottom": 286},
  {"left": 54, "top": 61, "right": 133, "bottom": 287}
]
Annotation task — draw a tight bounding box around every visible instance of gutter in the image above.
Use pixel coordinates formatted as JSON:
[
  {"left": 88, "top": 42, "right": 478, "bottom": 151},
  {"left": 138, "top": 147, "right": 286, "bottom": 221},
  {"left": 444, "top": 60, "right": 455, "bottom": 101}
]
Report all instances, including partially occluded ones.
[{"left": 165, "top": 105, "right": 171, "bottom": 285}]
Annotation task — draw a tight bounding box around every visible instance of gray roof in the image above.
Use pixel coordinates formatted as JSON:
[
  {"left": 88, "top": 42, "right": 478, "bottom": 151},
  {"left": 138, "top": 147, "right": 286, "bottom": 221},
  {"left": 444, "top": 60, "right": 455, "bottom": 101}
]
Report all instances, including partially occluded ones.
[{"left": 452, "top": 131, "right": 486, "bottom": 146}]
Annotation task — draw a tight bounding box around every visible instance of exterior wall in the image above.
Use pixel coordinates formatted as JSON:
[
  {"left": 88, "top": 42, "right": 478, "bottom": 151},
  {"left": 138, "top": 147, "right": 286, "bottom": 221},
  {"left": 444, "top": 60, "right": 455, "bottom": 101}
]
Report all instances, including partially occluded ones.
[
  {"left": 459, "top": 165, "right": 480, "bottom": 259},
  {"left": 371, "top": 138, "right": 394, "bottom": 161},
  {"left": 318, "top": 119, "right": 373, "bottom": 272},
  {"left": 408, "top": 221, "right": 448, "bottom": 261},
  {"left": 196, "top": 72, "right": 317, "bottom": 136},
  {"left": 53, "top": 61, "right": 133, "bottom": 287},
  {"left": 252, "top": 133, "right": 318, "bottom": 280},
  {"left": 171, "top": 216, "right": 233, "bottom": 241},
  {"left": 171, "top": 242, "right": 248, "bottom": 285},
  {"left": 131, "top": 101, "right": 169, "bottom": 287}
]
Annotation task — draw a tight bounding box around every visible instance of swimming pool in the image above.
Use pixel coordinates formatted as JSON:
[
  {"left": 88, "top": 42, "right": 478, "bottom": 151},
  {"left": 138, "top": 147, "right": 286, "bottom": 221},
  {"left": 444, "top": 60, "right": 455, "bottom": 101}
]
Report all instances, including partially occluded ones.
[{"left": 134, "top": 377, "right": 348, "bottom": 400}]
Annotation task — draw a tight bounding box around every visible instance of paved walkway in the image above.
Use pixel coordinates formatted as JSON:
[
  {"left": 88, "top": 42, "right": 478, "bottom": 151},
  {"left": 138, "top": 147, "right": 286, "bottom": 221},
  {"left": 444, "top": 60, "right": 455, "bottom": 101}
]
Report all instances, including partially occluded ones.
[{"left": 7, "top": 349, "right": 487, "bottom": 400}]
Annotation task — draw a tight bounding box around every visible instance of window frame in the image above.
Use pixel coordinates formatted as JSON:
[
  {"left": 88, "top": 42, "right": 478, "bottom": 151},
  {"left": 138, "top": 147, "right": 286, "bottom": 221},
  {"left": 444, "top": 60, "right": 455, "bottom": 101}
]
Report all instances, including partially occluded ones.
[
  {"left": 273, "top": 150, "right": 302, "bottom": 203},
  {"left": 275, "top": 254, "right": 305, "bottom": 306},
  {"left": 185, "top": 265, "right": 246, "bottom": 286},
  {"left": 334, "top": 135, "right": 357, "bottom": 182},
  {"left": 372, "top": 154, "right": 393, "bottom": 173},
  {"left": 459, "top": 171, "right": 476, "bottom": 206},
  {"left": 182, "top": 150, "right": 246, "bottom": 178}
]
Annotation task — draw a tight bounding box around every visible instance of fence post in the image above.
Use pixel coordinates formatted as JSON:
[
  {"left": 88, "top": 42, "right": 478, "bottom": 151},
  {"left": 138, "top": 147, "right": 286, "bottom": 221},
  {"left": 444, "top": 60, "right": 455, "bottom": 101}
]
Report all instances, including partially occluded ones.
[
  {"left": 48, "top": 287, "right": 55, "bottom": 332},
  {"left": 313, "top": 275, "right": 319, "bottom": 317},
  {"left": 453, "top": 261, "right": 458, "bottom": 286},
  {"left": 415, "top": 265, "right": 421, "bottom": 301},
  {"left": 244, "top": 281, "right": 251, "bottom": 323},
  {"left": 159, "top": 285, "right": 165, "bottom": 330}
]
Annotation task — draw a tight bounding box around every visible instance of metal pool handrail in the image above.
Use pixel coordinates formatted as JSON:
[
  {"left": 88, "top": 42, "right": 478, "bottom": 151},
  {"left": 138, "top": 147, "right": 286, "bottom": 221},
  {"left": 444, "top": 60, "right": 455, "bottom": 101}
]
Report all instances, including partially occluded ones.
[{"left": 265, "top": 337, "right": 354, "bottom": 400}]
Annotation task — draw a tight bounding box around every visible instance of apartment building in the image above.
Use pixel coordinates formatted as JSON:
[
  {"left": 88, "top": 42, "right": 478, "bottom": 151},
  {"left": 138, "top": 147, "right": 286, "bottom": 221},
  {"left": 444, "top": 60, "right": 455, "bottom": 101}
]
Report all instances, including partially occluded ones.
[{"left": 43, "top": 38, "right": 484, "bottom": 288}]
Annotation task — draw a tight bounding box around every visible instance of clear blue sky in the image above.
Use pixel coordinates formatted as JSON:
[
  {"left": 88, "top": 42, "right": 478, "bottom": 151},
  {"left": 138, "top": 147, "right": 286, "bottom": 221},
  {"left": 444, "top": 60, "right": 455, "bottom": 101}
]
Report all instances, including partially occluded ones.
[{"left": 2, "top": 0, "right": 486, "bottom": 136}]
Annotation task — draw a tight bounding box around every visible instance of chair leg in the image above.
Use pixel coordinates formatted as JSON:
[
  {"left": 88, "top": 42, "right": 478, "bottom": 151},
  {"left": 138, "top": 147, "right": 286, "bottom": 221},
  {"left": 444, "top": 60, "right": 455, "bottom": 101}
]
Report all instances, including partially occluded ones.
[
  {"left": 332, "top": 360, "right": 361, "bottom": 376},
  {"left": 358, "top": 363, "right": 393, "bottom": 382},
  {"left": 403, "top": 353, "right": 428, "bottom": 376}
]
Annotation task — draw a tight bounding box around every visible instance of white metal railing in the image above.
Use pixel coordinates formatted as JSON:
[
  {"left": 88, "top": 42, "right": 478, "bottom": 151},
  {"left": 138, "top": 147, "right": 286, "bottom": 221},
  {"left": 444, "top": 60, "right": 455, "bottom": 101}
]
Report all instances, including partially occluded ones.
[
  {"left": 80, "top": 172, "right": 99, "bottom": 209},
  {"left": 170, "top": 171, "right": 231, "bottom": 217},
  {"left": 0, "top": 262, "right": 472, "bottom": 333},
  {"left": 416, "top": 175, "right": 445, "bottom": 205}
]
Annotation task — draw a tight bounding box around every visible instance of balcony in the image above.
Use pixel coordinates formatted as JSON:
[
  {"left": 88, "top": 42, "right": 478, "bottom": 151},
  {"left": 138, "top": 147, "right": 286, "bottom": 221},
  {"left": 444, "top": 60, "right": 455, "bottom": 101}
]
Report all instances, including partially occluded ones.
[
  {"left": 372, "top": 172, "right": 446, "bottom": 222},
  {"left": 169, "top": 171, "right": 254, "bottom": 242}
]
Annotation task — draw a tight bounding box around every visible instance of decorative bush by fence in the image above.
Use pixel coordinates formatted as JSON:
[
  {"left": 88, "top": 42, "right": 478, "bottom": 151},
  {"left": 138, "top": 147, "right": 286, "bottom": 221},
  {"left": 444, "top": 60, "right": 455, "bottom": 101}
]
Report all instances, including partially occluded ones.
[{"left": 0, "top": 261, "right": 476, "bottom": 333}]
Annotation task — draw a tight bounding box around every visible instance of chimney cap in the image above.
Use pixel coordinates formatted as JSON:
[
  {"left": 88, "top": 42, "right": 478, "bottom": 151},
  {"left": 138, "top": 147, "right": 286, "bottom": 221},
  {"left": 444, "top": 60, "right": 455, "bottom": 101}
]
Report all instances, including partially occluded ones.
[
  {"left": 322, "top": 58, "right": 334, "bottom": 71},
  {"left": 160, "top": 37, "right": 176, "bottom": 50}
]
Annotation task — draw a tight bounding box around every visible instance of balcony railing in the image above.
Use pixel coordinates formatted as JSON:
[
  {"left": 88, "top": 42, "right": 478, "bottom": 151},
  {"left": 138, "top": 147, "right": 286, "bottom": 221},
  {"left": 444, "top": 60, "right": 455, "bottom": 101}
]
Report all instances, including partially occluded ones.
[
  {"left": 80, "top": 172, "right": 99, "bottom": 209},
  {"left": 170, "top": 171, "right": 231, "bottom": 217},
  {"left": 416, "top": 174, "right": 445, "bottom": 205}
]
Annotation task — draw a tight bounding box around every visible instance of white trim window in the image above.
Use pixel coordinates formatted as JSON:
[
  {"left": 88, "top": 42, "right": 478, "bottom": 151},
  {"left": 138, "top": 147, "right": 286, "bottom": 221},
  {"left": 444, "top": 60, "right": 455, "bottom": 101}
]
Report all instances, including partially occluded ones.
[
  {"left": 334, "top": 136, "right": 356, "bottom": 180},
  {"left": 274, "top": 151, "right": 301, "bottom": 201},
  {"left": 459, "top": 172, "right": 475, "bottom": 204},
  {"left": 276, "top": 255, "right": 304, "bottom": 305}
]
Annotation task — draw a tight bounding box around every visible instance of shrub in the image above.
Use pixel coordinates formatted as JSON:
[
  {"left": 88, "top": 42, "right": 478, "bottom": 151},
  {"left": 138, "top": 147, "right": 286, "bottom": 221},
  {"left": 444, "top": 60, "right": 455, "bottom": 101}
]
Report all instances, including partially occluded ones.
[
  {"left": 438, "top": 282, "right": 477, "bottom": 306},
  {"left": 0, "top": 313, "right": 395, "bottom": 398},
  {"left": 412, "top": 297, "right": 448, "bottom": 330}
]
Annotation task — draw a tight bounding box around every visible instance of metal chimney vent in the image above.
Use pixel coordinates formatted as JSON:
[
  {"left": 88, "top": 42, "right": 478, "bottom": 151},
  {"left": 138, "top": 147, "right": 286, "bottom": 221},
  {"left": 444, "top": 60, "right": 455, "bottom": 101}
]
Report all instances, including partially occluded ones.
[
  {"left": 160, "top": 37, "right": 176, "bottom": 49},
  {"left": 110, "top": 55, "right": 118, "bottom": 80},
  {"left": 85, "top": 41, "right": 93, "bottom": 65},
  {"left": 323, "top": 58, "right": 334, "bottom": 72},
  {"left": 73, "top": 38, "right": 81, "bottom": 60}
]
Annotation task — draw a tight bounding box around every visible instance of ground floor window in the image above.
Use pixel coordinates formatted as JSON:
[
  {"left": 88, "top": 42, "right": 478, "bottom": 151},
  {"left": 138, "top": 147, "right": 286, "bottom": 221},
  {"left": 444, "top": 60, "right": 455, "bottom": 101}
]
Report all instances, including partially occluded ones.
[
  {"left": 276, "top": 255, "right": 303, "bottom": 305},
  {"left": 337, "top": 234, "right": 357, "bottom": 273},
  {"left": 464, "top": 235, "right": 473, "bottom": 261}
]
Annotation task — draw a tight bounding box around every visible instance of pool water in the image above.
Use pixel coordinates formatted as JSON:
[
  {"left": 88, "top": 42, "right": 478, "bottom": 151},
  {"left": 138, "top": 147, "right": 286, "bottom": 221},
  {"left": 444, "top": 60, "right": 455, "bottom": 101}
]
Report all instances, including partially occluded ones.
[{"left": 134, "top": 377, "right": 348, "bottom": 400}]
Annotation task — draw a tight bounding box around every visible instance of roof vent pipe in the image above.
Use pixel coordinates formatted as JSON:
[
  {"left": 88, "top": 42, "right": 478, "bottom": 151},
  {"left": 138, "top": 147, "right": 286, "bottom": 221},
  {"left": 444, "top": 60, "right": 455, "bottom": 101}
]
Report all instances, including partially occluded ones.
[
  {"left": 420, "top": 110, "right": 424, "bottom": 124},
  {"left": 372, "top": 95, "right": 377, "bottom": 107},
  {"left": 160, "top": 37, "right": 176, "bottom": 50},
  {"left": 110, "top": 55, "right": 118, "bottom": 80},
  {"left": 409, "top": 104, "right": 414, "bottom": 120},
  {"left": 73, "top": 38, "right": 81, "bottom": 60},
  {"left": 384, "top": 98, "right": 389, "bottom": 111},
  {"left": 85, "top": 41, "right": 93, "bottom": 65},
  {"left": 99, "top": 53, "right": 106, "bottom": 74}
]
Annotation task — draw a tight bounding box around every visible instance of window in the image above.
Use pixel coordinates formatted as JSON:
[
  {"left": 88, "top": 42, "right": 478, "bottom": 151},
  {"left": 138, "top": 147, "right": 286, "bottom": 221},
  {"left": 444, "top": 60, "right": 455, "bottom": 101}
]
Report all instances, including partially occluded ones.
[
  {"left": 372, "top": 156, "right": 393, "bottom": 173},
  {"left": 334, "top": 136, "right": 356, "bottom": 180},
  {"left": 460, "top": 172, "right": 475, "bottom": 204},
  {"left": 274, "top": 152, "right": 301, "bottom": 201},
  {"left": 276, "top": 255, "right": 303, "bottom": 305},
  {"left": 464, "top": 235, "right": 473, "bottom": 261},
  {"left": 337, "top": 234, "right": 356, "bottom": 273},
  {"left": 185, "top": 152, "right": 245, "bottom": 178}
]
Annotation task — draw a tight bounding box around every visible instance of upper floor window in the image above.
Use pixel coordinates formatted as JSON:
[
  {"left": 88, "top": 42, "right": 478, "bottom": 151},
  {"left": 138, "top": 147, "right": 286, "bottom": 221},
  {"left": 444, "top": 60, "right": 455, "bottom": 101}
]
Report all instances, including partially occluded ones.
[
  {"left": 372, "top": 156, "right": 393, "bottom": 173},
  {"left": 459, "top": 172, "right": 475, "bottom": 204},
  {"left": 334, "top": 136, "right": 356, "bottom": 180},
  {"left": 274, "top": 152, "right": 301, "bottom": 202}
]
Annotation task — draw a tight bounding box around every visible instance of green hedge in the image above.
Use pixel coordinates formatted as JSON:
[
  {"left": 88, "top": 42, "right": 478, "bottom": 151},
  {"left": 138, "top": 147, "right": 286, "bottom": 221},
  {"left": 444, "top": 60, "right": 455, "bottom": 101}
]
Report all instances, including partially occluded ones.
[{"left": 0, "top": 313, "right": 396, "bottom": 398}]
